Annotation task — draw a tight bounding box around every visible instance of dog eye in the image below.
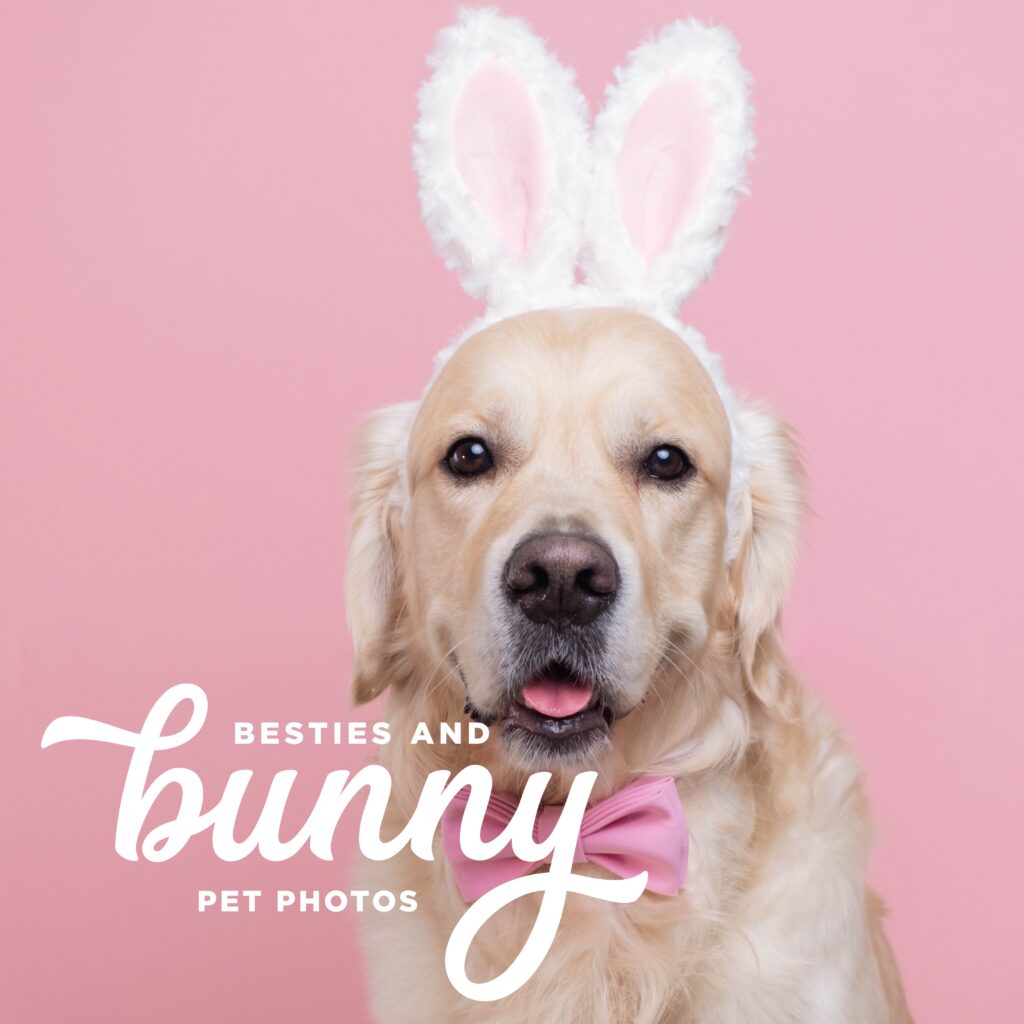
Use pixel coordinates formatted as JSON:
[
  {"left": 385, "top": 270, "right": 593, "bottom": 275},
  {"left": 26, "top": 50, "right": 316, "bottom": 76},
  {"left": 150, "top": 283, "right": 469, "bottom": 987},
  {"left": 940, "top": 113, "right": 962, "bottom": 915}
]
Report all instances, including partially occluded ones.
[
  {"left": 643, "top": 445, "right": 694, "bottom": 482},
  {"left": 445, "top": 437, "right": 494, "bottom": 478}
]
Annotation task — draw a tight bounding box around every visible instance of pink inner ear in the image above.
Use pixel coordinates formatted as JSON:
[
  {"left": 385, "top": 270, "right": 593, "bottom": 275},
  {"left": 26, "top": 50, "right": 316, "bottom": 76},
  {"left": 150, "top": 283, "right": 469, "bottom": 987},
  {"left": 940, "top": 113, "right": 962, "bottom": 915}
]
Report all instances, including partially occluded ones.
[
  {"left": 454, "top": 61, "right": 546, "bottom": 256},
  {"left": 617, "top": 76, "right": 714, "bottom": 267}
]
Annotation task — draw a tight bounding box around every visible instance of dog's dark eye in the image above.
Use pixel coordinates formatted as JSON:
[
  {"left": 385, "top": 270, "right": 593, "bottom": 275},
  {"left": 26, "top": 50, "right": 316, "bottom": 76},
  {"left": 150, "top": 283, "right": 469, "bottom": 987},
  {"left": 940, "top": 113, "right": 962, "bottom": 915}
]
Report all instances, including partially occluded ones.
[
  {"left": 445, "top": 437, "right": 494, "bottom": 478},
  {"left": 643, "top": 445, "right": 693, "bottom": 482}
]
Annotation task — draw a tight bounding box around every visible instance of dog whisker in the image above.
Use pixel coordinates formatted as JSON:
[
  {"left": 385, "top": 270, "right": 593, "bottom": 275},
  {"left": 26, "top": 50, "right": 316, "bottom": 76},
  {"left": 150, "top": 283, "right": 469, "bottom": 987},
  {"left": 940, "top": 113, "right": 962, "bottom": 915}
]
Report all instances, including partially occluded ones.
[{"left": 420, "top": 635, "right": 471, "bottom": 703}]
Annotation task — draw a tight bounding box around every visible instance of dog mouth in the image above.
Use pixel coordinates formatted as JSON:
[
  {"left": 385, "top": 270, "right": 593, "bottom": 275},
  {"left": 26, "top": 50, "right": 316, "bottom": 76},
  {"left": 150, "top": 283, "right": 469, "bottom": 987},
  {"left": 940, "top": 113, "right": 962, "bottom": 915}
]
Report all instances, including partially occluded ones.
[{"left": 501, "top": 661, "right": 614, "bottom": 756}]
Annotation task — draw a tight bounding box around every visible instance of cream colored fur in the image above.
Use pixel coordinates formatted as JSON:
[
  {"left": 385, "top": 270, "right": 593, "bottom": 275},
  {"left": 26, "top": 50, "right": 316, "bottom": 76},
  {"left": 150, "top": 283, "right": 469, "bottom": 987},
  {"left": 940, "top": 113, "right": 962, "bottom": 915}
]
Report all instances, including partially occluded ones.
[{"left": 346, "top": 309, "right": 912, "bottom": 1023}]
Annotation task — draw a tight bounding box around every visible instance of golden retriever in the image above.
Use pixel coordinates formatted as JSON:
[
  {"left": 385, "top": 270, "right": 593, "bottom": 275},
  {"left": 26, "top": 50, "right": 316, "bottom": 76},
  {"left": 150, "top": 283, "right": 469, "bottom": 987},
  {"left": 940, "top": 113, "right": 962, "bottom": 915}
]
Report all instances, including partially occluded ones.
[{"left": 345, "top": 307, "right": 912, "bottom": 1023}]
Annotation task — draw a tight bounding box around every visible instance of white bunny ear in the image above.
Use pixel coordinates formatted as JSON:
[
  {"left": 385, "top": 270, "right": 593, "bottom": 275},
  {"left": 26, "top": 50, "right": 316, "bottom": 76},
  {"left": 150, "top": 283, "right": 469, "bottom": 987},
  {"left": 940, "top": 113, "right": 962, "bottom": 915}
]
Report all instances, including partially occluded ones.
[
  {"left": 583, "top": 20, "right": 754, "bottom": 311},
  {"left": 414, "top": 8, "right": 589, "bottom": 311}
]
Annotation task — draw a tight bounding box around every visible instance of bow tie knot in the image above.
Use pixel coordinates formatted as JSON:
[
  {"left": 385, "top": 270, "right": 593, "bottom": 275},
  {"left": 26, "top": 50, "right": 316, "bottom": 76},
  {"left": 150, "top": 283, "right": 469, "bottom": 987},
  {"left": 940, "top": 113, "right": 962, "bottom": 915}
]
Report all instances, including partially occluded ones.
[{"left": 442, "top": 775, "right": 688, "bottom": 902}]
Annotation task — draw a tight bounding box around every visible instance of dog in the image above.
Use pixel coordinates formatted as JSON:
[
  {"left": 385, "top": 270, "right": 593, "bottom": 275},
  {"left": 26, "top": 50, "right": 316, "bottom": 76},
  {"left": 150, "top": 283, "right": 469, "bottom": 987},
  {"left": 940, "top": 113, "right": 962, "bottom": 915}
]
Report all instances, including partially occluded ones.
[
  {"left": 344, "top": 10, "right": 912, "bottom": 1022},
  {"left": 345, "top": 307, "right": 912, "bottom": 1023}
]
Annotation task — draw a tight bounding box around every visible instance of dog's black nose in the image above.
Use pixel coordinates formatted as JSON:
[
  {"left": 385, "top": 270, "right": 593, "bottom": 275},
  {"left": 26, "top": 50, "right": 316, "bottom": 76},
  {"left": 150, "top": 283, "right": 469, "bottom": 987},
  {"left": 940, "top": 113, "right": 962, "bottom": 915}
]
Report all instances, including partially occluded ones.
[{"left": 504, "top": 533, "right": 618, "bottom": 627}]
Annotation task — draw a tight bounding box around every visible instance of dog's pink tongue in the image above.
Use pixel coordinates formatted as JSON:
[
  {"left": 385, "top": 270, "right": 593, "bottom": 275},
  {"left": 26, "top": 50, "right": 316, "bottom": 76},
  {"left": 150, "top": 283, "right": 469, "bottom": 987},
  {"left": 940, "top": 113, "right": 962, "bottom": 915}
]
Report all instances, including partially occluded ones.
[{"left": 521, "top": 678, "right": 594, "bottom": 718}]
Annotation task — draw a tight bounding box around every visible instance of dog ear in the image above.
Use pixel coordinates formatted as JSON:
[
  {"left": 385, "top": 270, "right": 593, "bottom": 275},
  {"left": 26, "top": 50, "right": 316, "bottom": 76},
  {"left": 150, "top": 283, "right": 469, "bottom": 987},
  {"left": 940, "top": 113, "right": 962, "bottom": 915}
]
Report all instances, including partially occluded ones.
[
  {"left": 414, "top": 8, "right": 590, "bottom": 312},
  {"left": 584, "top": 19, "right": 754, "bottom": 313},
  {"left": 346, "top": 402, "right": 417, "bottom": 705},
  {"left": 729, "top": 403, "right": 805, "bottom": 714}
]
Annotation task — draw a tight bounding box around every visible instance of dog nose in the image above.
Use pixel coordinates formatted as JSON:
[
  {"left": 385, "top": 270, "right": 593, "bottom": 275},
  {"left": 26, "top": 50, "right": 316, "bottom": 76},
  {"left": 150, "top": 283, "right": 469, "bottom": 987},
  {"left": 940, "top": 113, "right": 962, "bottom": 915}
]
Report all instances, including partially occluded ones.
[{"left": 504, "top": 533, "right": 618, "bottom": 627}]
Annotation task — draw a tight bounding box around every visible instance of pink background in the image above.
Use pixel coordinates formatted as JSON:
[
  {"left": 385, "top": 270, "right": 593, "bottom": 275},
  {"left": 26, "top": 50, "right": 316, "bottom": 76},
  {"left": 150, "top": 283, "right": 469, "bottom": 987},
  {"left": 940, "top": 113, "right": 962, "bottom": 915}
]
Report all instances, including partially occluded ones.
[{"left": 2, "top": 2, "right": 1022, "bottom": 1020}]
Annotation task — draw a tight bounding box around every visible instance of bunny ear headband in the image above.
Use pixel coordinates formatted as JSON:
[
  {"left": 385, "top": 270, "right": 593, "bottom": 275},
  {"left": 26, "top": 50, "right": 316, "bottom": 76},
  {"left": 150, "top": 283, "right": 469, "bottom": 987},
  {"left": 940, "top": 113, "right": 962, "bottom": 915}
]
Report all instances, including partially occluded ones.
[{"left": 412, "top": 8, "right": 754, "bottom": 561}]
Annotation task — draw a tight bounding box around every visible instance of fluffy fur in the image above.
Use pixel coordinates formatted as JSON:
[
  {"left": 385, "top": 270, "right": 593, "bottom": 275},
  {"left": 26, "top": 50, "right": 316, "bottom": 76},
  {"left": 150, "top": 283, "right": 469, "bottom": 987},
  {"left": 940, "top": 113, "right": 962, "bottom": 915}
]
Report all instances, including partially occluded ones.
[
  {"left": 583, "top": 19, "right": 754, "bottom": 311},
  {"left": 346, "top": 10, "right": 911, "bottom": 1021},
  {"left": 414, "top": 7, "right": 590, "bottom": 310},
  {"left": 346, "top": 310, "right": 912, "bottom": 1023}
]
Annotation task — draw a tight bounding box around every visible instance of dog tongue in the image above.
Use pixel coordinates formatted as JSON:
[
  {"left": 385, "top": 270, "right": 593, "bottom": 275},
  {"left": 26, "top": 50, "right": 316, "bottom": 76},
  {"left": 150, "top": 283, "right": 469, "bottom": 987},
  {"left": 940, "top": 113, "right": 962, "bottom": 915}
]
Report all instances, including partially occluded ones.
[{"left": 521, "top": 677, "right": 594, "bottom": 718}]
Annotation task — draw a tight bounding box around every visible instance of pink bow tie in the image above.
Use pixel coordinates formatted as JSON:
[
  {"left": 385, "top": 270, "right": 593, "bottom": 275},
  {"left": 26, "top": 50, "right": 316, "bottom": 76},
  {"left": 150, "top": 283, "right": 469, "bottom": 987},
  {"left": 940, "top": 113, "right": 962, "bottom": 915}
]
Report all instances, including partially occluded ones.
[{"left": 441, "top": 775, "right": 688, "bottom": 901}]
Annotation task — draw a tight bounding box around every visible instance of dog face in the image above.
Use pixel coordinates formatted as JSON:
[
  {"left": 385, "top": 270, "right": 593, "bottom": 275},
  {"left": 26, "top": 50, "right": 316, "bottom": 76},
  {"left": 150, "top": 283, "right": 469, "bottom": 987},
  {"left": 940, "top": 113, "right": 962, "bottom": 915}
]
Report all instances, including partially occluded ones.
[{"left": 349, "top": 307, "right": 804, "bottom": 774}]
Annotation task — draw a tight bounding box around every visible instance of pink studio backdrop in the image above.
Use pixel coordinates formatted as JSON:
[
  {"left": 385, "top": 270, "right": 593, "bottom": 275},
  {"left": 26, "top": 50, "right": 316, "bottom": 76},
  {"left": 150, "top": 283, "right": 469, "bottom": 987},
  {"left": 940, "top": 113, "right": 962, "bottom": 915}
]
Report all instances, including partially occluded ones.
[{"left": 2, "top": 2, "right": 1022, "bottom": 1021}]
